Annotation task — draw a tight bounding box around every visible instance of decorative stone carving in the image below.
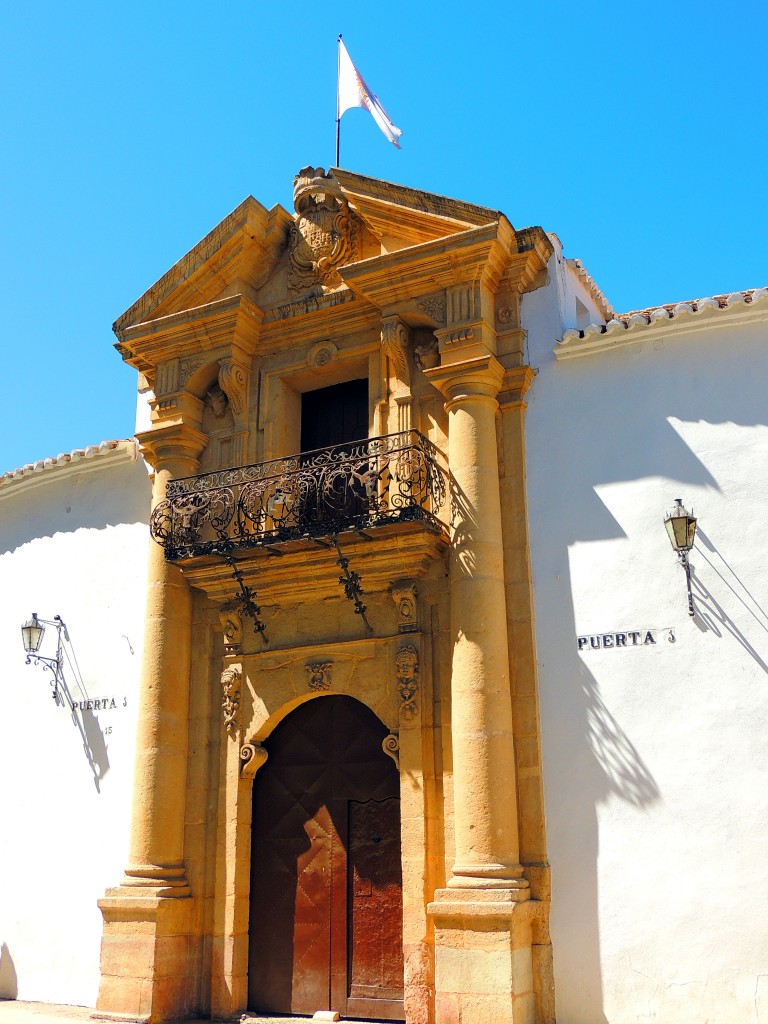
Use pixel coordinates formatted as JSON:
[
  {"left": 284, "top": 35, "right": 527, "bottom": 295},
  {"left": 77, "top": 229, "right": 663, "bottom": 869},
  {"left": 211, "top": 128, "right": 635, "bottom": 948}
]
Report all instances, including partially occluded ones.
[
  {"left": 240, "top": 742, "right": 268, "bottom": 779},
  {"left": 396, "top": 644, "right": 420, "bottom": 721},
  {"left": 154, "top": 360, "right": 179, "bottom": 397},
  {"left": 179, "top": 356, "right": 205, "bottom": 387},
  {"left": 289, "top": 167, "right": 360, "bottom": 291},
  {"left": 218, "top": 358, "right": 248, "bottom": 417},
  {"left": 497, "top": 305, "right": 515, "bottom": 325},
  {"left": 382, "top": 732, "right": 400, "bottom": 770},
  {"left": 414, "top": 336, "right": 440, "bottom": 371},
  {"left": 417, "top": 295, "right": 446, "bottom": 325},
  {"left": 447, "top": 284, "right": 477, "bottom": 325},
  {"left": 391, "top": 581, "right": 418, "bottom": 633},
  {"left": 381, "top": 317, "right": 410, "bottom": 386},
  {"left": 306, "top": 661, "right": 333, "bottom": 691},
  {"left": 221, "top": 665, "right": 241, "bottom": 736},
  {"left": 205, "top": 383, "right": 229, "bottom": 418},
  {"left": 307, "top": 340, "right": 338, "bottom": 368},
  {"left": 218, "top": 604, "right": 242, "bottom": 655}
]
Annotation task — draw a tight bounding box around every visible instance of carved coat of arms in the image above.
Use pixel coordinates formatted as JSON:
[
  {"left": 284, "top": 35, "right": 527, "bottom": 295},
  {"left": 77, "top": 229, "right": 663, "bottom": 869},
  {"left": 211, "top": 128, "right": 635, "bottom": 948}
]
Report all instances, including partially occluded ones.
[{"left": 289, "top": 167, "right": 360, "bottom": 291}]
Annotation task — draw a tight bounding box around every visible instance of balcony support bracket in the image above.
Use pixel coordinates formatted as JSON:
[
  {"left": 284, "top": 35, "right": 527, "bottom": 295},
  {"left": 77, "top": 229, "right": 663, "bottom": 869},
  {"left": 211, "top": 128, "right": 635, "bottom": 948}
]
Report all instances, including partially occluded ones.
[
  {"left": 332, "top": 536, "right": 373, "bottom": 634},
  {"left": 220, "top": 540, "right": 269, "bottom": 645}
]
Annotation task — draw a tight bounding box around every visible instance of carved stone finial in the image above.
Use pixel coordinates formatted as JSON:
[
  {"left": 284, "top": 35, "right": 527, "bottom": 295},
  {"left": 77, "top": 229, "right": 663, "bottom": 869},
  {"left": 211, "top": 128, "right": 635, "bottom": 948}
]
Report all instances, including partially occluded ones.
[
  {"left": 240, "top": 741, "right": 268, "bottom": 779},
  {"left": 306, "top": 661, "right": 333, "bottom": 691},
  {"left": 396, "top": 644, "right": 420, "bottom": 721},
  {"left": 289, "top": 167, "right": 360, "bottom": 291},
  {"left": 391, "top": 581, "right": 418, "bottom": 633},
  {"left": 221, "top": 665, "right": 242, "bottom": 736}
]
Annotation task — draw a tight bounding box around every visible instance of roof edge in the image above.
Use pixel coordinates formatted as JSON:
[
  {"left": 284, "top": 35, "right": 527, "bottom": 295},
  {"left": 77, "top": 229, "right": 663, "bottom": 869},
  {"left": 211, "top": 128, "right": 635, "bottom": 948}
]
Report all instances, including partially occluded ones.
[
  {"left": 0, "top": 439, "right": 142, "bottom": 495},
  {"left": 555, "top": 287, "right": 768, "bottom": 361}
]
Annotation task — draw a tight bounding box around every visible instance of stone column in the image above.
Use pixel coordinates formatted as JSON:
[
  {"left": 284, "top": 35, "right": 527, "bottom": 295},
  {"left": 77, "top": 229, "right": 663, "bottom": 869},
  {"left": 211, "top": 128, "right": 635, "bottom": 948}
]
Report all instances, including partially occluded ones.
[
  {"left": 425, "top": 355, "right": 535, "bottom": 1024},
  {"left": 97, "top": 421, "right": 208, "bottom": 1022},
  {"left": 427, "top": 354, "right": 525, "bottom": 887}
]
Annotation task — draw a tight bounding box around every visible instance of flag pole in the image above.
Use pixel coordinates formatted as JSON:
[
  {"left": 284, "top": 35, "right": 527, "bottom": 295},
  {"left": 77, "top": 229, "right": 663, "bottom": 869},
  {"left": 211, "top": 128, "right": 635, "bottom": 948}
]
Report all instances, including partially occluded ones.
[{"left": 335, "top": 35, "right": 341, "bottom": 166}]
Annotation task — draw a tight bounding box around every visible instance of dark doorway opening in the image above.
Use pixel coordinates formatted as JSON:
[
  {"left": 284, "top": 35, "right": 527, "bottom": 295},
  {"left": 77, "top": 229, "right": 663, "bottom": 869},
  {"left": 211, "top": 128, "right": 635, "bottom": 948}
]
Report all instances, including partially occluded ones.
[
  {"left": 248, "top": 695, "right": 404, "bottom": 1020},
  {"left": 301, "top": 378, "right": 369, "bottom": 453}
]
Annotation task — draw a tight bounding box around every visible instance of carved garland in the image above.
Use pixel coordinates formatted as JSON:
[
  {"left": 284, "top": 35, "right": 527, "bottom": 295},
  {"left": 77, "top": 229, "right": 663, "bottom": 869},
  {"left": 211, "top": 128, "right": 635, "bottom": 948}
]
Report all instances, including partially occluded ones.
[{"left": 221, "top": 665, "right": 242, "bottom": 736}]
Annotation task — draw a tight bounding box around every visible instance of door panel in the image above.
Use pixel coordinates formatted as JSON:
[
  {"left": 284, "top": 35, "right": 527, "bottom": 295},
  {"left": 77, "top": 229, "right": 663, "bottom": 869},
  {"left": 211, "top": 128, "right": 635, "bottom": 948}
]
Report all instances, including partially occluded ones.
[
  {"left": 347, "top": 797, "right": 405, "bottom": 1019},
  {"left": 248, "top": 696, "right": 404, "bottom": 1020}
]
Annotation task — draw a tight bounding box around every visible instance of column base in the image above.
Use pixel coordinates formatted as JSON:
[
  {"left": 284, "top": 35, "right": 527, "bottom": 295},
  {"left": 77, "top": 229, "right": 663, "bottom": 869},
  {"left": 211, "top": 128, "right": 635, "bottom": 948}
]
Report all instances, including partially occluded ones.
[
  {"left": 96, "top": 887, "right": 195, "bottom": 1023},
  {"left": 427, "top": 888, "right": 535, "bottom": 1024}
]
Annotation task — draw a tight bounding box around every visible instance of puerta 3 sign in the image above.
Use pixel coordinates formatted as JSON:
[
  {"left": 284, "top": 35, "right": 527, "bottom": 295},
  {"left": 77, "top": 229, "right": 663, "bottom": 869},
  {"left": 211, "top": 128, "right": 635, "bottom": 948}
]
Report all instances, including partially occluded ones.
[{"left": 577, "top": 629, "right": 676, "bottom": 651}]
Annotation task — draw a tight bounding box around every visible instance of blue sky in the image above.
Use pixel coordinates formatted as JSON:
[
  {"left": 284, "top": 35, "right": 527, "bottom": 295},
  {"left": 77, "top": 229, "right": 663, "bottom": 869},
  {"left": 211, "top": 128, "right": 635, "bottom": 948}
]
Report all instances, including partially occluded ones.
[{"left": 2, "top": 1, "right": 765, "bottom": 473}]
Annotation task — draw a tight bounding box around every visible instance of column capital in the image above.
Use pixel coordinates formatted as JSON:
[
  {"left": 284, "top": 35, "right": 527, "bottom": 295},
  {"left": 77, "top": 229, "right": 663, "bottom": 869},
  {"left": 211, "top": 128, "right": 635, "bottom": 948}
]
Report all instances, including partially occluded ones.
[
  {"left": 424, "top": 353, "right": 505, "bottom": 408},
  {"left": 497, "top": 365, "right": 536, "bottom": 409},
  {"left": 136, "top": 422, "right": 209, "bottom": 477}
]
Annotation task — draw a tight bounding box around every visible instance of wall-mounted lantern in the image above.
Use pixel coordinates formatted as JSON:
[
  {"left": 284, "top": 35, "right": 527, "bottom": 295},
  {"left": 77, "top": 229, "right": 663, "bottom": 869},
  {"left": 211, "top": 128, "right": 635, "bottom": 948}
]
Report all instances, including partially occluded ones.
[
  {"left": 664, "top": 499, "right": 697, "bottom": 617},
  {"left": 21, "top": 612, "right": 70, "bottom": 705}
]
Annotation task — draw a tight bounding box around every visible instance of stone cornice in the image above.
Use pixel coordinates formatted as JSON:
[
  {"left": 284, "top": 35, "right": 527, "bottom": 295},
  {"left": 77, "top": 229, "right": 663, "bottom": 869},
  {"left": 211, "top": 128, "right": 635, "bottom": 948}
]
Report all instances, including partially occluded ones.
[
  {"left": 338, "top": 222, "right": 517, "bottom": 311},
  {"left": 498, "top": 366, "right": 536, "bottom": 407},
  {"left": 114, "top": 294, "right": 264, "bottom": 375},
  {"left": 555, "top": 286, "right": 768, "bottom": 360},
  {"left": 136, "top": 423, "right": 209, "bottom": 475},
  {"left": 424, "top": 354, "right": 506, "bottom": 405}
]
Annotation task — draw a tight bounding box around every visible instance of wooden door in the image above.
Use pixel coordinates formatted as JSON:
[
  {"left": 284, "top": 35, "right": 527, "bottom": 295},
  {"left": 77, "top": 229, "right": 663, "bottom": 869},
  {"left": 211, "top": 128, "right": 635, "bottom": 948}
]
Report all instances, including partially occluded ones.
[{"left": 248, "top": 695, "right": 404, "bottom": 1020}]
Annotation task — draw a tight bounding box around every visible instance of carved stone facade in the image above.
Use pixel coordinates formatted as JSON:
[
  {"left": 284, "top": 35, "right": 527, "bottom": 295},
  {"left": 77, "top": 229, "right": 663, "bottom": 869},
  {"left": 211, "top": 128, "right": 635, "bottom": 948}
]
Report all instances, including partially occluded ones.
[{"left": 96, "top": 167, "right": 554, "bottom": 1024}]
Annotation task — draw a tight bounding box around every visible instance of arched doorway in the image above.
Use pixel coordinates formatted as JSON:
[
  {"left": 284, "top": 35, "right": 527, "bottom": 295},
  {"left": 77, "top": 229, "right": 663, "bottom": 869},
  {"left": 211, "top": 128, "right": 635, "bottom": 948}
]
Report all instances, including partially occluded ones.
[{"left": 248, "top": 695, "right": 404, "bottom": 1020}]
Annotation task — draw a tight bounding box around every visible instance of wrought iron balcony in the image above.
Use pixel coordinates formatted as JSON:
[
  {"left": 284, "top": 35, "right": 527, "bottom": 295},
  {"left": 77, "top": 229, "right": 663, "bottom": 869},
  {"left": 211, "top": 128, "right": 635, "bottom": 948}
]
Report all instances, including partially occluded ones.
[{"left": 149, "top": 430, "right": 448, "bottom": 561}]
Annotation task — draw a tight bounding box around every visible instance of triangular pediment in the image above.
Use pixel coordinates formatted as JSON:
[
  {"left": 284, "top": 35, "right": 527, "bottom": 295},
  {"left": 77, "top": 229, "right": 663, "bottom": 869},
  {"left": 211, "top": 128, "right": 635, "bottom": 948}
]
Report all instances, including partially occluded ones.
[
  {"left": 114, "top": 197, "right": 293, "bottom": 333},
  {"left": 112, "top": 168, "right": 545, "bottom": 354},
  {"left": 331, "top": 167, "right": 502, "bottom": 249}
]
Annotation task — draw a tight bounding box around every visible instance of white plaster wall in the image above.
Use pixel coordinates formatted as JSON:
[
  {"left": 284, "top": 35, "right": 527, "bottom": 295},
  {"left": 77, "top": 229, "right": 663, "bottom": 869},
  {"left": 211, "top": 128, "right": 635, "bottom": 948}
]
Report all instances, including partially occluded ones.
[
  {"left": 0, "top": 451, "right": 151, "bottom": 1007},
  {"left": 523, "top": 295, "right": 768, "bottom": 1022}
]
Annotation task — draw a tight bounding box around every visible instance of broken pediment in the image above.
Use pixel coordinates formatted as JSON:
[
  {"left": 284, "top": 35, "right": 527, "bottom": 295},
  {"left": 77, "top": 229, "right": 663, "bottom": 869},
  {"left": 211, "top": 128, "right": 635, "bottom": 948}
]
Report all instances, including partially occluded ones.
[{"left": 113, "top": 197, "right": 294, "bottom": 334}]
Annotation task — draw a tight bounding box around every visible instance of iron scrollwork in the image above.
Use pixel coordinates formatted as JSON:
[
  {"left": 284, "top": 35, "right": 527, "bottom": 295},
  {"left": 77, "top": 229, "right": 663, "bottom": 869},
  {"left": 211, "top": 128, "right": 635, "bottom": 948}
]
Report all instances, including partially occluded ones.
[{"left": 149, "top": 430, "right": 447, "bottom": 560}]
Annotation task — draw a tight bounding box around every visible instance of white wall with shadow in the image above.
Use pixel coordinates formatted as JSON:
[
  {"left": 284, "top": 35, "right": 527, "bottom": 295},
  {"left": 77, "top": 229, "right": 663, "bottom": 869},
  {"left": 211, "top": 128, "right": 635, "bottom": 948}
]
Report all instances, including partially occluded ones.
[
  {"left": 0, "top": 451, "right": 150, "bottom": 1006},
  {"left": 524, "top": 279, "right": 768, "bottom": 1023}
]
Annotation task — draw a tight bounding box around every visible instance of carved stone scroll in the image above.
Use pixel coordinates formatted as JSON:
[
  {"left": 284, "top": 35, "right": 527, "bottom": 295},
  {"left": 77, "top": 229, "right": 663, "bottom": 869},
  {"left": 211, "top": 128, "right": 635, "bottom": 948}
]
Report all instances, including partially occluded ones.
[
  {"left": 396, "top": 644, "right": 420, "bottom": 721},
  {"left": 306, "top": 661, "right": 333, "bottom": 691},
  {"left": 381, "top": 317, "right": 411, "bottom": 387},
  {"left": 221, "top": 665, "right": 242, "bottom": 737},
  {"left": 382, "top": 732, "right": 400, "bottom": 770},
  {"left": 240, "top": 742, "right": 268, "bottom": 780},
  {"left": 218, "top": 358, "right": 249, "bottom": 418}
]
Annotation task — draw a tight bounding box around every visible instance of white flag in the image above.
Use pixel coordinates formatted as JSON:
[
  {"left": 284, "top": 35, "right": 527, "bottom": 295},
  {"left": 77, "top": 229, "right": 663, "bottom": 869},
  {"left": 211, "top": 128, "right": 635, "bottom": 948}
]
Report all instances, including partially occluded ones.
[{"left": 337, "top": 38, "right": 402, "bottom": 149}]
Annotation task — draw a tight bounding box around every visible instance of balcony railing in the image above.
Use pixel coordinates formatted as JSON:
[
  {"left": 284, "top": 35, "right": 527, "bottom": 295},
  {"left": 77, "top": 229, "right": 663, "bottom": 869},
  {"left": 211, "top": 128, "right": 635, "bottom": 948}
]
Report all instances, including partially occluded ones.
[{"left": 150, "top": 430, "right": 448, "bottom": 561}]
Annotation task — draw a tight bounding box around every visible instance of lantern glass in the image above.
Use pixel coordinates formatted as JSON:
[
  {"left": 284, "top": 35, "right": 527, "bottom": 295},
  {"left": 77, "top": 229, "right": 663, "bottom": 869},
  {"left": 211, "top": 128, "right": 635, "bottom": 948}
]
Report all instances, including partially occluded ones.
[
  {"left": 21, "top": 613, "right": 45, "bottom": 654},
  {"left": 664, "top": 500, "right": 697, "bottom": 553}
]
